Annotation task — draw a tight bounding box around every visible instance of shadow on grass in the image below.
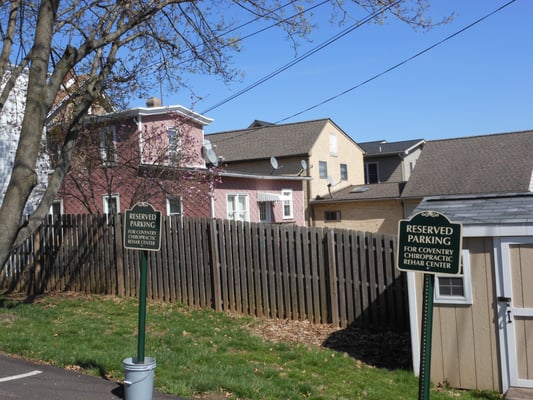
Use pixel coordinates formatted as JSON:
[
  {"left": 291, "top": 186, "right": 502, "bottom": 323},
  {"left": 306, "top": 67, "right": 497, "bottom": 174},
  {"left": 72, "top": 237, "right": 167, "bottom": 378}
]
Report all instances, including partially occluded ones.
[{"left": 322, "top": 323, "right": 412, "bottom": 370}]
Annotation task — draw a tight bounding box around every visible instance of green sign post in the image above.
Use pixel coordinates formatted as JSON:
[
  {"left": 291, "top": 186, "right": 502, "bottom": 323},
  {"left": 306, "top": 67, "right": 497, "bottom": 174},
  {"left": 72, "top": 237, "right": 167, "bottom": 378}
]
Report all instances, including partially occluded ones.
[
  {"left": 124, "top": 202, "right": 162, "bottom": 364},
  {"left": 397, "top": 211, "right": 462, "bottom": 400}
]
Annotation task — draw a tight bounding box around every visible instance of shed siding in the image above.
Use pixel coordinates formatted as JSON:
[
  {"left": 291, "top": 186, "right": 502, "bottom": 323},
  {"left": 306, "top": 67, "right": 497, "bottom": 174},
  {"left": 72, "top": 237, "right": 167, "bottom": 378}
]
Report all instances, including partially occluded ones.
[{"left": 416, "top": 237, "right": 501, "bottom": 391}]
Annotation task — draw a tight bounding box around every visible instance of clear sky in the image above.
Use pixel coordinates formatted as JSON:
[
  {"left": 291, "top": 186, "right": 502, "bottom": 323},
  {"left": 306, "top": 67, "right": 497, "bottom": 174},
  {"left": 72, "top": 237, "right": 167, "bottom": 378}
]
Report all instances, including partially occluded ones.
[{"left": 130, "top": 0, "right": 532, "bottom": 143}]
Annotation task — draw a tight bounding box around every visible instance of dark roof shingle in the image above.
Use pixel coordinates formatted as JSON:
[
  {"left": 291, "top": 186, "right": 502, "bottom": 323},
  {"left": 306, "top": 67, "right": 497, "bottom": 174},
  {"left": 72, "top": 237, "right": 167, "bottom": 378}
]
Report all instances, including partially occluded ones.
[
  {"left": 206, "top": 119, "right": 335, "bottom": 162},
  {"left": 402, "top": 130, "right": 533, "bottom": 198}
]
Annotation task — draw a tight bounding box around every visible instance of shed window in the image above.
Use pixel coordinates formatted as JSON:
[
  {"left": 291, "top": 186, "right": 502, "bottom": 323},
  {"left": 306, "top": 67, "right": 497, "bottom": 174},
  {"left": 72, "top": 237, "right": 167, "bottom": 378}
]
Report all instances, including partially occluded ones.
[{"left": 434, "top": 249, "right": 472, "bottom": 305}]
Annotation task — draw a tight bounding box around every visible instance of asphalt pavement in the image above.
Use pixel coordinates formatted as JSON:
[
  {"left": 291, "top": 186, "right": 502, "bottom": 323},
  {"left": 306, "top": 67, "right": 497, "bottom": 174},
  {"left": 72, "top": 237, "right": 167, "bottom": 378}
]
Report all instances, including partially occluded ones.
[{"left": 0, "top": 353, "right": 187, "bottom": 400}]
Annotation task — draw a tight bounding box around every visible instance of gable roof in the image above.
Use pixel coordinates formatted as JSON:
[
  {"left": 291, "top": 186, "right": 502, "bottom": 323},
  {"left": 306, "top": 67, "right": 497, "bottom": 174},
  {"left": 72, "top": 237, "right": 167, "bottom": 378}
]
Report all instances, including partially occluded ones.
[
  {"left": 359, "top": 139, "right": 425, "bottom": 156},
  {"left": 206, "top": 118, "right": 353, "bottom": 162},
  {"left": 402, "top": 130, "right": 533, "bottom": 198}
]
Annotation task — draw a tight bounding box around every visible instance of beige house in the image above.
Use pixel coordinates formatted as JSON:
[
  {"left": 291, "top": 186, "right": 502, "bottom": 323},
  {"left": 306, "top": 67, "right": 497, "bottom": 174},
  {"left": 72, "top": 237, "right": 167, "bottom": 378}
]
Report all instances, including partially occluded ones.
[
  {"left": 207, "top": 119, "right": 365, "bottom": 225},
  {"left": 400, "top": 130, "right": 533, "bottom": 396},
  {"left": 311, "top": 139, "right": 424, "bottom": 234},
  {"left": 311, "top": 182, "right": 405, "bottom": 234}
]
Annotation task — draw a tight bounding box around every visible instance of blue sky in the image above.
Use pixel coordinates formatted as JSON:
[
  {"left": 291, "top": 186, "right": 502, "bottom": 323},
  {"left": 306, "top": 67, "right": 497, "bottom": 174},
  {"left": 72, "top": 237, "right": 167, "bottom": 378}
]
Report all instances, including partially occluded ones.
[{"left": 130, "top": 0, "right": 532, "bottom": 143}]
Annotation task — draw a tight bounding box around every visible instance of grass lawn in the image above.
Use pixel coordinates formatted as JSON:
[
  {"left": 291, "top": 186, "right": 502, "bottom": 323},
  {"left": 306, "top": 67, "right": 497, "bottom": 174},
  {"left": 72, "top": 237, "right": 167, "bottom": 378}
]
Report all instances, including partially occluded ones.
[{"left": 0, "top": 293, "right": 501, "bottom": 399}]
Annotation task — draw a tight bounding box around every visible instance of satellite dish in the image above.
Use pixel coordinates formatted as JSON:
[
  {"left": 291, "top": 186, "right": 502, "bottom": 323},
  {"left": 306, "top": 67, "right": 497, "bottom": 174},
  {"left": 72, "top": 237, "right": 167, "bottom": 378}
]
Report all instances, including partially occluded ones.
[
  {"left": 270, "top": 156, "right": 279, "bottom": 170},
  {"left": 202, "top": 145, "right": 219, "bottom": 167},
  {"left": 300, "top": 160, "right": 307, "bottom": 170}
]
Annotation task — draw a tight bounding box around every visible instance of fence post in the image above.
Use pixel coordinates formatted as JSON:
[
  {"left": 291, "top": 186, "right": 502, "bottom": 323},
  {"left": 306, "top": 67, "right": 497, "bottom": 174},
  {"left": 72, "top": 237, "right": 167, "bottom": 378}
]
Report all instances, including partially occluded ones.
[
  {"left": 115, "top": 214, "right": 125, "bottom": 296},
  {"left": 326, "top": 229, "right": 339, "bottom": 326},
  {"left": 210, "top": 219, "right": 222, "bottom": 312}
]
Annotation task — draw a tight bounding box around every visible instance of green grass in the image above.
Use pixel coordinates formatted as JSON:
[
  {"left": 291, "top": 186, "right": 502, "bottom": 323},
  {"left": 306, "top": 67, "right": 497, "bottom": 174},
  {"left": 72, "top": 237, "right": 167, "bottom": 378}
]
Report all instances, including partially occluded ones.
[{"left": 0, "top": 293, "right": 501, "bottom": 400}]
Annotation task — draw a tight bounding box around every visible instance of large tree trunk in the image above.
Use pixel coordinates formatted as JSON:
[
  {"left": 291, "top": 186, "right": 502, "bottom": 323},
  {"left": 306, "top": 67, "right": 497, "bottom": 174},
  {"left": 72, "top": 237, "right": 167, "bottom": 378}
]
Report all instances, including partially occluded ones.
[{"left": 0, "top": 0, "right": 58, "bottom": 269}]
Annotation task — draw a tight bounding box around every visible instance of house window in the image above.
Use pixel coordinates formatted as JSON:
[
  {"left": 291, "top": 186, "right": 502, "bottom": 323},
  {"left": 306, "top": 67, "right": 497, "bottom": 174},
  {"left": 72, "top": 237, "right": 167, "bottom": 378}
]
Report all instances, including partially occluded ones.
[
  {"left": 340, "top": 164, "right": 348, "bottom": 181},
  {"left": 324, "top": 210, "right": 341, "bottom": 221},
  {"left": 365, "top": 162, "right": 379, "bottom": 184},
  {"left": 435, "top": 249, "right": 472, "bottom": 305},
  {"left": 258, "top": 202, "right": 272, "bottom": 223},
  {"left": 329, "top": 133, "right": 338, "bottom": 156},
  {"left": 167, "top": 127, "right": 181, "bottom": 163},
  {"left": 49, "top": 200, "right": 63, "bottom": 219},
  {"left": 100, "top": 126, "right": 117, "bottom": 165},
  {"left": 227, "top": 194, "right": 249, "bottom": 222},
  {"left": 282, "top": 189, "right": 293, "bottom": 219},
  {"left": 103, "top": 194, "right": 120, "bottom": 214},
  {"left": 167, "top": 196, "right": 182, "bottom": 216},
  {"left": 319, "top": 161, "right": 328, "bottom": 179}
]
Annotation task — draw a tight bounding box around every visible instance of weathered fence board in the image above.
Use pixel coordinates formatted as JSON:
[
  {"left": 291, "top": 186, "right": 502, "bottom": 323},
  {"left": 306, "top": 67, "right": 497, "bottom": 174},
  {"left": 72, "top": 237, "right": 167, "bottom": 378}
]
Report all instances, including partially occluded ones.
[{"left": 2, "top": 214, "right": 408, "bottom": 332}]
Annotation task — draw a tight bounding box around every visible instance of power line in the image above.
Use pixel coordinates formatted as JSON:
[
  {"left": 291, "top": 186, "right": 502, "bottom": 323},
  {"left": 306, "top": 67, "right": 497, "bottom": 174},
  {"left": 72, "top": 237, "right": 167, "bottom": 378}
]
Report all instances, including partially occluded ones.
[
  {"left": 275, "top": 0, "right": 517, "bottom": 124},
  {"left": 201, "top": 0, "right": 402, "bottom": 114}
]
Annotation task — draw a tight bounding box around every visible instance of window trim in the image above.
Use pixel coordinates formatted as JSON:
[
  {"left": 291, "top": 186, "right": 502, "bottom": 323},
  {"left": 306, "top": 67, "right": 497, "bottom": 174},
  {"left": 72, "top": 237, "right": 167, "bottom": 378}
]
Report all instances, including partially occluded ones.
[
  {"left": 226, "top": 193, "right": 250, "bottom": 222},
  {"left": 103, "top": 193, "right": 120, "bottom": 214},
  {"left": 167, "top": 126, "right": 181, "bottom": 163},
  {"left": 434, "top": 248, "right": 472, "bottom": 305},
  {"left": 281, "top": 189, "right": 293, "bottom": 219},
  {"left": 166, "top": 195, "right": 182, "bottom": 216},
  {"left": 324, "top": 210, "right": 341, "bottom": 222},
  {"left": 329, "top": 133, "right": 338, "bottom": 156},
  {"left": 340, "top": 163, "right": 348, "bottom": 181},
  {"left": 319, "top": 161, "right": 328, "bottom": 179}
]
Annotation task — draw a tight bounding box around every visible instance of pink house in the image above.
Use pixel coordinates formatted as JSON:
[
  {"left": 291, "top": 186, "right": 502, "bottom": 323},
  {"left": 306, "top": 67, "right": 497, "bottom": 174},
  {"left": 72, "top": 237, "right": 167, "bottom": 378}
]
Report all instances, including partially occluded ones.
[{"left": 54, "top": 99, "right": 307, "bottom": 225}]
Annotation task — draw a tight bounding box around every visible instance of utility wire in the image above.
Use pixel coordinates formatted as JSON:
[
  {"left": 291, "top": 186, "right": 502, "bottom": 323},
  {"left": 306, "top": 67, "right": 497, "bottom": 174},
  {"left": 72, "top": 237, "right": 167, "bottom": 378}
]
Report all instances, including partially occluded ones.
[
  {"left": 275, "top": 0, "right": 517, "bottom": 124},
  {"left": 201, "top": 0, "right": 402, "bottom": 114}
]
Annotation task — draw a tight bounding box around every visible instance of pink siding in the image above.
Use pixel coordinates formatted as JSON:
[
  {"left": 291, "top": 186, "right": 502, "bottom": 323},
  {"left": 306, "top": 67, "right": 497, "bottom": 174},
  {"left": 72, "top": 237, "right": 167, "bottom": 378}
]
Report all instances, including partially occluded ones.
[
  {"left": 58, "top": 110, "right": 210, "bottom": 216},
  {"left": 213, "top": 176, "right": 305, "bottom": 226}
]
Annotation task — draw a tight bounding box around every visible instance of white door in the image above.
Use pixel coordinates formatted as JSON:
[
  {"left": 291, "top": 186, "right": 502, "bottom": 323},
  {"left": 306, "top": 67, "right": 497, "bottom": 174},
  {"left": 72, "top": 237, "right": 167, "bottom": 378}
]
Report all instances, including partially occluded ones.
[{"left": 496, "top": 237, "right": 533, "bottom": 389}]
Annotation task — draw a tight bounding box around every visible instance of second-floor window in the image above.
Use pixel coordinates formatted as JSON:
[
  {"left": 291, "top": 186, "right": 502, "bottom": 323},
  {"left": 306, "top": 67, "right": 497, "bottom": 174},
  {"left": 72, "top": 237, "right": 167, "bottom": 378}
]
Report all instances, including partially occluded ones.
[
  {"left": 100, "top": 126, "right": 117, "bottom": 165},
  {"left": 227, "top": 194, "right": 249, "bottom": 222},
  {"left": 282, "top": 189, "right": 293, "bottom": 219},
  {"left": 319, "top": 161, "right": 328, "bottom": 179},
  {"left": 167, "top": 127, "right": 181, "bottom": 163},
  {"left": 365, "top": 162, "right": 379, "bottom": 184},
  {"left": 340, "top": 163, "right": 348, "bottom": 181}
]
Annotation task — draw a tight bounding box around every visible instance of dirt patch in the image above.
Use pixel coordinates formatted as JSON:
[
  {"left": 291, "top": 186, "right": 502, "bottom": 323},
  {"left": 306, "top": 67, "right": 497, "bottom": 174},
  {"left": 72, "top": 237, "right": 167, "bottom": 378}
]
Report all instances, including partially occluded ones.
[{"left": 248, "top": 318, "right": 411, "bottom": 371}]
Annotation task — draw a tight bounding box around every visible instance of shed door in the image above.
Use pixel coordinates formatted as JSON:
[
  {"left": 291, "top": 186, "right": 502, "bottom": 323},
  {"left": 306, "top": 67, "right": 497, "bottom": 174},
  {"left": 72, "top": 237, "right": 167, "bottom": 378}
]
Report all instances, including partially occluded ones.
[{"left": 497, "top": 238, "right": 533, "bottom": 389}]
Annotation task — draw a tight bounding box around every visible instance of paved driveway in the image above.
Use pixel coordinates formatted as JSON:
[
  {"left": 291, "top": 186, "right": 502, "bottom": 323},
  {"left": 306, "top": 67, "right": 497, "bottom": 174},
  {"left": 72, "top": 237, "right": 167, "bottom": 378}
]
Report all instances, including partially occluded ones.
[{"left": 0, "top": 354, "right": 186, "bottom": 399}]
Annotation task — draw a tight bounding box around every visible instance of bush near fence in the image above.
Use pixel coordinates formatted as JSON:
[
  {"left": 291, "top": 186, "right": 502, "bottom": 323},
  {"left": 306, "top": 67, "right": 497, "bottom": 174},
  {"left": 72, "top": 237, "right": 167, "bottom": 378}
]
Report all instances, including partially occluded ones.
[{"left": 1, "top": 214, "right": 408, "bottom": 332}]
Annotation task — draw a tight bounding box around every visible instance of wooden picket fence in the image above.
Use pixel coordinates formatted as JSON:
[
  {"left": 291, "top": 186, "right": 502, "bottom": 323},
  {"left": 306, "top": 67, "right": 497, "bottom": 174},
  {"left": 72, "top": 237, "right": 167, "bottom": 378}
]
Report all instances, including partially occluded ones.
[{"left": 1, "top": 214, "right": 408, "bottom": 331}]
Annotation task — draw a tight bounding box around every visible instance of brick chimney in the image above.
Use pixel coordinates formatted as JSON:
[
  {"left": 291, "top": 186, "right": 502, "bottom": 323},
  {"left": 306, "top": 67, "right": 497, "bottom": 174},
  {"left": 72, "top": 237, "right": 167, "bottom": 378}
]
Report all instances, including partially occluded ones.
[{"left": 146, "top": 97, "right": 162, "bottom": 107}]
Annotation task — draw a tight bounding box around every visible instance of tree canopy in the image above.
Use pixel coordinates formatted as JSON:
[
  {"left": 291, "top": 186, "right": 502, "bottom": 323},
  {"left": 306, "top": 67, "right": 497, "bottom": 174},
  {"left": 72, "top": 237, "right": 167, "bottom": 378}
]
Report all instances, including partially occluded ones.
[{"left": 0, "top": 0, "right": 444, "bottom": 269}]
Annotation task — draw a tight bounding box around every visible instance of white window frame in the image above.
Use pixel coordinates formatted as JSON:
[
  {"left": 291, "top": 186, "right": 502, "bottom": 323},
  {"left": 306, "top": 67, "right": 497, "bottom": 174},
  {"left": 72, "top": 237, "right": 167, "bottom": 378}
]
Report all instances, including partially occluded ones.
[
  {"left": 100, "top": 125, "right": 117, "bottom": 166},
  {"left": 340, "top": 163, "right": 348, "bottom": 181},
  {"left": 281, "top": 189, "right": 293, "bottom": 219},
  {"left": 434, "top": 248, "right": 472, "bottom": 305},
  {"left": 49, "top": 199, "right": 63, "bottom": 218},
  {"left": 329, "top": 133, "right": 338, "bottom": 156},
  {"left": 103, "top": 194, "right": 120, "bottom": 214},
  {"left": 166, "top": 195, "right": 182, "bottom": 216},
  {"left": 226, "top": 194, "right": 249, "bottom": 222},
  {"left": 319, "top": 161, "right": 328, "bottom": 179},
  {"left": 167, "top": 126, "right": 181, "bottom": 163}
]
